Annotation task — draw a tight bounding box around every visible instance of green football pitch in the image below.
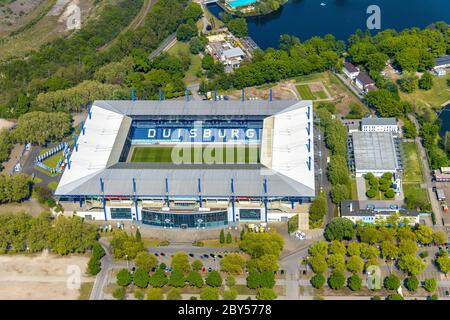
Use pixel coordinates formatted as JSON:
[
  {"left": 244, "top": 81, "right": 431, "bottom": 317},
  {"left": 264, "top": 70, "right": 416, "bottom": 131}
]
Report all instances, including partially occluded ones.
[{"left": 130, "top": 146, "right": 260, "bottom": 164}]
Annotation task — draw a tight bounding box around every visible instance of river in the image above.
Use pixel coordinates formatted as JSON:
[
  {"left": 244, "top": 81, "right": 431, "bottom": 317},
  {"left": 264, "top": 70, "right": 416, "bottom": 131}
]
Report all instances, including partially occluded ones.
[{"left": 207, "top": 0, "right": 450, "bottom": 49}]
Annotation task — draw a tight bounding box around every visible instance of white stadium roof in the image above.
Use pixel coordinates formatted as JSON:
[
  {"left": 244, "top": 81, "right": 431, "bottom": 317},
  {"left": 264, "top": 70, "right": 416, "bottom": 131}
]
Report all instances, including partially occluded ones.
[{"left": 55, "top": 100, "right": 315, "bottom": 198}]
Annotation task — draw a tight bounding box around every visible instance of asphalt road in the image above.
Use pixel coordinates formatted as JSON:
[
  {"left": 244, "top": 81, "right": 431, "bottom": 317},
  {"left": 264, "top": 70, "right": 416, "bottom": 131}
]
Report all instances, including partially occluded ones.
[{"left": 408, "top": 115, "right": 444, "bottom": 227}]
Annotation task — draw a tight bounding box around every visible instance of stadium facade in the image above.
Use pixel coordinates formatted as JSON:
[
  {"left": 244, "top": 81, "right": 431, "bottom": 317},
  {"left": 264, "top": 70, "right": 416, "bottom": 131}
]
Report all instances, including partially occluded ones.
[{"left": 55, "top": 100, "right": 315, "bottom": 229}]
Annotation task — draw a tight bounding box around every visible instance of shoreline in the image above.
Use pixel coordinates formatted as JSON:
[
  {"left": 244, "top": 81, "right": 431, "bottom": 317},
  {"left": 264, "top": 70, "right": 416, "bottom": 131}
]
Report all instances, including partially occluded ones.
[{"left": 215, "top": 0, "right": 287, "bottom": 18}]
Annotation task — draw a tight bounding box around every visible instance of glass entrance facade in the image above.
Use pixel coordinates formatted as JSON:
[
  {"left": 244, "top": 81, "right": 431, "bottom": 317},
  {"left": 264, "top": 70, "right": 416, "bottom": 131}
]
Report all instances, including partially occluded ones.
[
  {"left": 110, "top": 207, "right": 132, "bottom": 219},
  {"left": 239, "top": 208, "right": 261, "bottom": 220},
  {"left": 141, "top": 209, "right": 228, "bottom": 228}
]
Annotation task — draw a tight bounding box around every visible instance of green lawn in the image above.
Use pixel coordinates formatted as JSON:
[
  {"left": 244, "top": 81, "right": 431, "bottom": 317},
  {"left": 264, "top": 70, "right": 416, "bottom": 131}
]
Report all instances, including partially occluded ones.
[
  {"left": 296, "top": 85, "right": 316, "bottom": 100},
  {"left": 166, "top": 41, "right": 202, "bottom": 83},
  {"left": 400, "top": 73, "right": 450, "bottom": 109},
  {"left": 43, "top": 152, "right": 63, "bottom": 168},
  {"left": 402, "top": 142, "right": 424, "bottom": 183},
  {"left": 131, "top": 146, "right": 260, "bottom": 164},
  {"left": 315, "top": 90, "right": 328, "bottom": 99}
]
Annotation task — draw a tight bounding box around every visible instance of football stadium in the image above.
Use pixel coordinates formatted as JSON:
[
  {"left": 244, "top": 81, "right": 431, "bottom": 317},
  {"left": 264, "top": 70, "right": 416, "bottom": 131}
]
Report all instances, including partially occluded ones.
[{"left": 55, "top": 99, "right": 315, "bottom": 228}]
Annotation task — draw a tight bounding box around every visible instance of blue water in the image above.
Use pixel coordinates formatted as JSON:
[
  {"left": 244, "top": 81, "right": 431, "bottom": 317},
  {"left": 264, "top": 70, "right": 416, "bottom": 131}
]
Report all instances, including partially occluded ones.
[
  {"left": 440, "top": 105, "right": 450, "bottom": 137},
  {"left": 208, "top": 0, "right": 450, "bottom": 49},
  {"left": 227, "top": 0, "right": 258, "bottom": 8}
]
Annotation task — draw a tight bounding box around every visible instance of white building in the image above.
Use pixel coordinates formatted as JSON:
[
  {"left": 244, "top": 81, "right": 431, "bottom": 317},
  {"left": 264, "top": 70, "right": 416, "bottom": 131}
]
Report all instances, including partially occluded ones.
[
  {"left": 343, "top": 62, "right": 360, "bottom": 80},
  {"left": 341, "top": 201, "right": 420, "bottom": 226},
  {"left": 221, "top": 47, "right": 245, "bottom": 69},
  {"left": 355, "top": 72, "right": 376, "bottom": 93},
  {"left": 361, "top": 117, "right": 399, "bottom": 135}
]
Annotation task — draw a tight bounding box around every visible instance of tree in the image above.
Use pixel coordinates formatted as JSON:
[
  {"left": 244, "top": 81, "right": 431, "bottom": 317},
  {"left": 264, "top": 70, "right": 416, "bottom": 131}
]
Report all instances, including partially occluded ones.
[
  {"left": 246, "top": 270, "right": 261, "bottom": 289},
  {"left": 327, "top": 254, "right": 345, "bottom": 272},
  {"left": 183, "top": 2, "right": 203, "bottom": 21},
  {"left": 149, "top": 269, "right": 168, "bottom": 288},
  {"left": 419, "top": 71, "right": 434, "bottom": 90},
  {"left": 404, "top": 276, "right": 419, "bottom": 292},
  {"left": 147, "top": 288, "right": 163, "bottom": 300},
  {"left": 186, "top": 271, "right": 203, "bottom": 288},
  {"left": 13, "top": 111, "right": 71, "bottom": 145},
  {"left": 113, "top": 287, "right": 126, "bottom": 300},
  {"left": 168, "top": 270, "right": 186, "bottom": 288},
  {"left": 360, "top": 243, "right": 380, "bottom": 259},
  {"left": 432, "top": 230, "right": 448, "bottom": 245},
  {"left": 310, "top": 273, "right": 325, "bottom": 289},
  {"left": 309, "top": 255, "right": 328, "bottom": 274},
  {"left": 384, "top": 275, "right": 400, "bottom": 290},
  {"left": 331, "top": 184, "right": 349, "bottom": 204},
  {"left": 384, "top": 189, "right": 395, "bottom": 199},
  {"left": 239, "top": 231, "right": 284, "bottom": 258},
  {"left": 223, "top": 289, "right": 237, "bottom": 300},
  {"left": 219, "top": 229, "right": 225, "bottom": 244},
  {"left": 220, "top": 253, "right": 247, "bottom": 274},
  {"left": 436, "top": 252, "right": 450, "bottom": 275},
  {"left": 398, "top": 239, "right": 418, "bottom": 256},
  {"left": 348, "top": 274, "right": 362, "bottom": 291},
  {"left": 189, "top": 37, "right": 206, "bottom": 54},
  {"left": 366, "top": 188, "right": 377, "bottom": 199},
  {"left": 226, "top": 275, "right": 236, "bottom": 287},
  {"left": 200, "top": 287, "right": 219, "bottom": 300},
  {"left": 135, "top": 252, "right": 158, "bottom": 273},
  {"left": 0, "top": 173, "right": 32, "bottom": 204},
  {"left": 309, "top": 240, "right": 329, "bottom": 256},
  {"left": 309, "top": 192, "right": 328, "bottom": 226},
  {"left": 171, "top": 252, "right": 191, "bottom": 274},
  {"left": 329, "top": 240, "right": 347, "bottom": 256},
  {"left": 226, "top": 232, "right": 232, "bottom": 244},
  {"left": 110, "top": 230, "right": 144, "bottom": 260},
  {"left": 387, "top": 294, "right": 404, "bottom": 300},
  {"left": 259, "top": 271, "right": 276, "bottom": 289},
  {"left": 423, "top": 278, "right": 437, "bottom": 292},
  {"left": 134, "top": 290, "right": 144, "bottom": 300},
  {"left": 176, "top": 22, "right": 197, "bottom": 41},
  {"left": 328, "top": 272, "right": 345, "bottom": 290},
  {"left": 257, "top": 288, "right": 277, "bottom": 300},
  {"left": 87, "top": 256, "right": 101, "bottom": 275},
  {"left": 380, "top": 241, "right": 399, "bottom": 260},
  {"left": 192, "top": 259, "right": 203, "bottom": 272},
  {"left": 324, "top": 218, "right": 355, "bottom": 241},
  {"left": 397, "top": 227, "right": 417, "bottom": 241},
  {"left": 116, "top": 269, "right": 132, "bottom": 287},
  {"left": 346, "top": 256, "right": 364, "bottom": 274},
  {"left": 415, "top": 225, "right": 433, "bottom": 245},
  {"left": 166, "top": 288, "right": 182, "bottom": 300},
  {"left": 227, "top": 18, "right": 248, "bottom": 38},
  {"left": 398, "top": 73, "right": 419, "bottom": 93},
  {"left": 346, "top": 242, "right": 361, "bottom": 257},
  {"left": 206, "top": 270, "right": 222, "bottom": 287},
  {"left": 133, "top": 268, "right": 150, "bottom": 288}
]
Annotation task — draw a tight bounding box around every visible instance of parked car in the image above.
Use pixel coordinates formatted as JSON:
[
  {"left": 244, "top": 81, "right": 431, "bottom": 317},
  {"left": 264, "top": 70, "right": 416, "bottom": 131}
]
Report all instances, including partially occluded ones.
[
  {"left": 160, "top": 252, "right": 165, "bottom": 256},
  {"left": 188, "top": 253, "right": 194, "bottom": 258},
  {"left": 154, "top": 253, "right": 159, "bottom": 257},
  {"left": 208, "top": 267, "right": 212, "bottom": 272}
]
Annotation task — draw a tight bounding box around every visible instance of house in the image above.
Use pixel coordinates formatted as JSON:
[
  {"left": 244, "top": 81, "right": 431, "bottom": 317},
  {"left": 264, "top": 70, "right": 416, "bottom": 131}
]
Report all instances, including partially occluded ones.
[
  {"left": 361, "top": 117, "right": 399, "bottom": 135},
  {"left": 355, "top": 72, "right": 376, "bottom": 93},
  {"left": 341, "top": 200, "right": 420, "bottom": 226},
  {"left": 435, "top": 168, "right": 450, "bottom": 182},
  {"left": 343, "top": 62, "right": 360, "bottom": 80}
]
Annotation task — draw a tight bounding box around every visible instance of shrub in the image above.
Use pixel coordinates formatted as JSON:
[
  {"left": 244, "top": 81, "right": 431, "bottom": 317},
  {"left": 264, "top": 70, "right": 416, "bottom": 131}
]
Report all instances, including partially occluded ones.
[
  {"left": 112, "top": 287, "right": 126, "bottom": 300},
  {"left": 328, "top": 272, "right": 345, "bottom": 290},
  {"left": 200, "top": 287, "right": 220, "bottom": 300},
  {"left": 226, "top": 275, "right": 236, "bottom": 287},
  {"left": 404, "top": 276, "right": 419, "bottom": 292},
  {"left": 385, "top": 189, "right": 395, "bottom": 199},
  {"left": 366, "top": 188, "right": 377, "bottom": 199},
  {"left": 384, "top": 275, "right": 400, "bottom": 291},
  {"left": 256, "top": 288, "right": 277, "bottom": 300},
  {"left": 166, "top": 288, "right": 182, "bottom": 300},
  {"left": 192, "top": 259, "right": 203, "bottom": 271},
  {"left": 206, "top": 270, "right": 222, "bottom": 287},
  {"left": 133, "top": 268, "right": 149, "bottom": 288},
  {"left": 220, "top": 230, "right": 225, "bottom": 244},
  {"left": 310, "top": 273, "right": 325, "bottom": 289},
  {"left": 116, "top": 269, "right": 132, "bottom": 287},
  {"left": 146, "top": 288, "right": 163, "bottom": 300},
  {"left": 348, "top": 275, "right": 362, "bottom": 291},
  {"left": 134, "top": 290, "right": 144, "bottom": 300},
  {"left": 423, "top": 278, "right": 437, "bottom": 292},
  {"left": 387, "top": 294, "right": 404, "bottom": 300},
  {"left": 223, "top": 289, "right": 238, "bottom": 300}
]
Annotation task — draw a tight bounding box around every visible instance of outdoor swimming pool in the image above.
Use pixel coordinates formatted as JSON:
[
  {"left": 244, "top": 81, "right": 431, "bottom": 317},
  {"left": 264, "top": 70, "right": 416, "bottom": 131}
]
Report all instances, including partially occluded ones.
[{"left": 227, "top": 0, "right": 257, "bottom": 8}]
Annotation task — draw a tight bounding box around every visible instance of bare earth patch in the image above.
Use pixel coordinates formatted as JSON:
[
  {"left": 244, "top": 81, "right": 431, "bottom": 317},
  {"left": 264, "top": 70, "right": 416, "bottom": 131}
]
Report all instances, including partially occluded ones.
[{"left": 0, "top": 252, "right": 92, "bottom": 300}]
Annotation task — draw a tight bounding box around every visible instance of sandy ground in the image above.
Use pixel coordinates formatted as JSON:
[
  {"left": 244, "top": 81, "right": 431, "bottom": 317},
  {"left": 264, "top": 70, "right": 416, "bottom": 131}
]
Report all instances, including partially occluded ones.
[
  {"left": 0, "top": 198, "right": 46, "bottom": 215},
  {"left": 0, "top": 252, "right": 91, "bottom": 300},
  {"left": 227, "top": 80, "right": 299, "bottom": 100}
]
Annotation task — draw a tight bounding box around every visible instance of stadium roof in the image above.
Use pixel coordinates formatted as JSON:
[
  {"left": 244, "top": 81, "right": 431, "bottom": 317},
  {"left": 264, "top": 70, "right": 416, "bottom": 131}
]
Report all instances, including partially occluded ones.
[
  {"left": 361, "top": 117, "right": 397, "bottom": 127},
  {"left": 55, "top": 100, "right": 315, "bottom": 198},
  {"left": 352, "top": 132, "right": 400, "bottom": 172}
]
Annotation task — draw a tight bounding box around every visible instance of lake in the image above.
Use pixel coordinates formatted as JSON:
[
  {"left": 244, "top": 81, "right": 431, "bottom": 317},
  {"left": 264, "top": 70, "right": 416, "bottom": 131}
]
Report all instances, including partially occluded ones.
[
  {"left": 440, "top": 104, "right": 449, "bottom": 137},
  {"left": 207, "top": 0, "right": 450, "bottom": 49}
]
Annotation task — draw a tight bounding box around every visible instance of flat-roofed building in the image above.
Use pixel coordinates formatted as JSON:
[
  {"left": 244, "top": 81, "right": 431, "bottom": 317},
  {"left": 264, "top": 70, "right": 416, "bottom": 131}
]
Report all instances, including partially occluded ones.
[{"left": 351, "top": 132, "right": 402, "bottom": 177}]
